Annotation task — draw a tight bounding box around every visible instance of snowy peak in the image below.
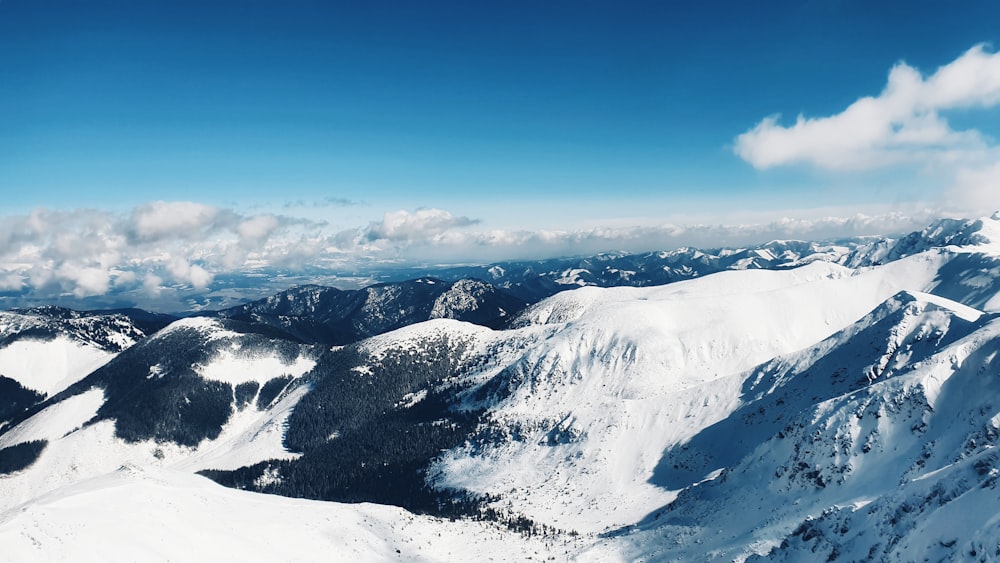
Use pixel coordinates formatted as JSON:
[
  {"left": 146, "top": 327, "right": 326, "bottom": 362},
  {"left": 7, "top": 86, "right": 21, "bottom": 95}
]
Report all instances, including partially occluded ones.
[
  {"left": 892, "top": 215, "right": 1000, "bottom": 256},
  {"left": 606, "top": 290, "right": 1000, "bottom": 560},
  {"left": 842, "top": 214, "right": 1000, "bottom": 268},
  {"left": 668, "top": 289, "right": 982, "bottom": 485}
]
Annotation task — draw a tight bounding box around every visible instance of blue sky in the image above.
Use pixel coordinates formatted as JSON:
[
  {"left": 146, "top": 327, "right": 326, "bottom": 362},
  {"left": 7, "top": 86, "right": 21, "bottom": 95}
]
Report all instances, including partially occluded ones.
[{"left": 3, "top": 0, "right": 1000, "bottom": 306}]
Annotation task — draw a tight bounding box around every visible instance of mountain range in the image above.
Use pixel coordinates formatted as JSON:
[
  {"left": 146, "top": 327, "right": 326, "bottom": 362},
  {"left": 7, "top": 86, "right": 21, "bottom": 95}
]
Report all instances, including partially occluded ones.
[{"left": 1, "top": 214, "right": 1000, "bottom": 561}]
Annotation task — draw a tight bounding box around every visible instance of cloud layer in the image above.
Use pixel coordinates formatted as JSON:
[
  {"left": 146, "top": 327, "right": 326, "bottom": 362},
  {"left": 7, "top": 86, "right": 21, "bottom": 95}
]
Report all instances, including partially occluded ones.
[
  {"left": 735, "top": 44, "right": 1000, "bottom": 210},
  {"left": 0, "top": 200, "right": 945, "bottom": 309}
]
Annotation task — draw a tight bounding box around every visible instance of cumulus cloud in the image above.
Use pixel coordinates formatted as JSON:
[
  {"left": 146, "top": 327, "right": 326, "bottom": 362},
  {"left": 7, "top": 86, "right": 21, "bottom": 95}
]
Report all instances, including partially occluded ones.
[
  {"left": 0, "top": 273, "right": 24, "bottom": 292},
  {"left": 735, "top": 44, "right": 1000, "bottom": 171},
  {"left": 363, "top": 209, "right": 479, "bottom": 242},
  {"left": 56, "top": 264, "right": 112, "bottom": 298},
  {"left": 949, "top": 161, "right": 1000, "bottom": 209},
  {"left": 166, "top": 257, "right": 214, "bottom": 290},
  {"left": 142, "top": 273, "right": 164, "bottom": 296},
  {"left": 129, "top": 201, "right": 219, "bottom": 240},
  {"left": 238, "top": 215, "right": 280, "bottom": 245},
  {"left": 0, "top": 202, "right": 304, "bottom": 302}
]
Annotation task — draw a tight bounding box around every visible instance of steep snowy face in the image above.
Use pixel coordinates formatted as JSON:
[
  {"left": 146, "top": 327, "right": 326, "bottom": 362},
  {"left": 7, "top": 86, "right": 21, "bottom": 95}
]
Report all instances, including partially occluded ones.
[
  {"left": 0, "top": 336, "right": 111, "bottom": 397},
  {"left": 431, "top": 255, "right": 967, "bottom": 534},
  {"left": 843, "top": 213, "right": 1000, "bottom": 268},
  {"left": 595, "top": 296, "right": 1000, "bottom": 562},
  {"left": 893, "top": 215, "right": 1000, "bottom": 255}
]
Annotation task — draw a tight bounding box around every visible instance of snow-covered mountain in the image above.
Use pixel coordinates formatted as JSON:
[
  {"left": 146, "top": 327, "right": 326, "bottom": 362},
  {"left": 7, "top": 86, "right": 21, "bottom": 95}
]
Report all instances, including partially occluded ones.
[
  {"left": 405, "top": 240, "right": 864, "bottom": 302},
  {"left": 2, "top": 214, "right": 1000, "bottom": 561},
  {"left": 209, "top": 277, "right": 527, "bottom": 345},
  {"left": 400, "top": 213, "right": 1000, "bottom": 307},
  {"left": 0, "top": 307, "right": 173, "bottom": 431}
]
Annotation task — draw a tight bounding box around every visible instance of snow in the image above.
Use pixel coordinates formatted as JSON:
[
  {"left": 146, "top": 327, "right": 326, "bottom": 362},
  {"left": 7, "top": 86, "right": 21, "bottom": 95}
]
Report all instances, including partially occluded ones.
[
  {"left": 171, "top": 384, "right": 309, "bottom": 472},
  {"left": 433, "top": 250, "right": 978, "bottom": 534},
  {"left": 158, "top": 316, "right": 242, "bottom": 341},
  {"left": 573, "top": 303, "right": 1000, "bottom": 560},
  {"left": 0, "top": 466, "right": 573, "bottom": 563},
  {"left": 555, "top": 268, "right": 590, "bottom": 286},
  {"left": 0, "top": 380, "right": 312, "bottom": 511},
  {"left": 908, "top": 290, "right": 983, "bottom": 322},
  {"left": 5, "top": 217, "right": 1000, "bottom": 560},
  {"left": 0, "top": 388, "right": 104, "bottom": 450},
  {"left": 430, "top": 279, "right": 487, "bottom": 318},
  {"left": 359, "top": 318, "right": 496, "bottom": 360},
  {"left": 0, "top": 337, "right": 112, "bottom": 396},
  {"left": 195, "top": 349, "right": 316, "bottom": 385}
]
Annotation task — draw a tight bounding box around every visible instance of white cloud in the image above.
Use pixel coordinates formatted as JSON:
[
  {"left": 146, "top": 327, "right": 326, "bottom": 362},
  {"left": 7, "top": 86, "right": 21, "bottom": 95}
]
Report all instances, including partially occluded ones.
[
  {"left": 166, "top": 257, "right": 214, "bottom": 290},
  {"left": 735, "top": 44, "right": 1000, "bottom": 172},
  {"left": 950, "top": 161, "right": 1000, "bottom": 210},
  {"left": 142, "top": 274, "right": 164, "bottom": 296},
  {"left": 393, "top": 210, "right": 941, "bottom": 262},
  {"left": 130, "top": 201, "right": 224, "bottom": 241},
  {"left": 734, "top": 44, "right": 1000, "bottom": 216},
  {"left": 238, "top": 215, "right": 280, "bottom": 244},
  {"left": 0, "top": 273, "right": 24, "bottom": 292},
  {"left": 0, "top": 199, "right": 956, "bottom": 308},
  {"left": 364, "top": 209, "right": 479, "bottom": 242},
  {"left": 56, "top": 264, "right": 111, "bottom": 298}
]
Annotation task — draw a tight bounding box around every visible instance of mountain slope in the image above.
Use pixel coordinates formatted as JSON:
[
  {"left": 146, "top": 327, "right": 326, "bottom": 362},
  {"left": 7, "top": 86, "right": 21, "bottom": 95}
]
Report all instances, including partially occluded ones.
[
  {"left": 3, "top": 215, "right": 1000, "bottom": 561},
  {"left": 0, "top": 465, "right": 568, "bottom": 563},
  {"left": 211, "top": 278, "right": 527, "bottom": 345},
  {"left": 0, "top": 307, "right": 170, "bottom": 430},
  {"left": 596, "top": 297, "right": 1000, "bottom": 561},
  {"left": 0, "top": 316, "right": 320, "bottom": 511}
]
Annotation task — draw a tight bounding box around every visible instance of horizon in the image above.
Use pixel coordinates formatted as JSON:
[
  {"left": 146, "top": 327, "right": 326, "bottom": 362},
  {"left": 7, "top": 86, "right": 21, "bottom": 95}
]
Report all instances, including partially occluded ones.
[{"left": 4, "top": 1, "right": 1000, "bottom": 310}]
